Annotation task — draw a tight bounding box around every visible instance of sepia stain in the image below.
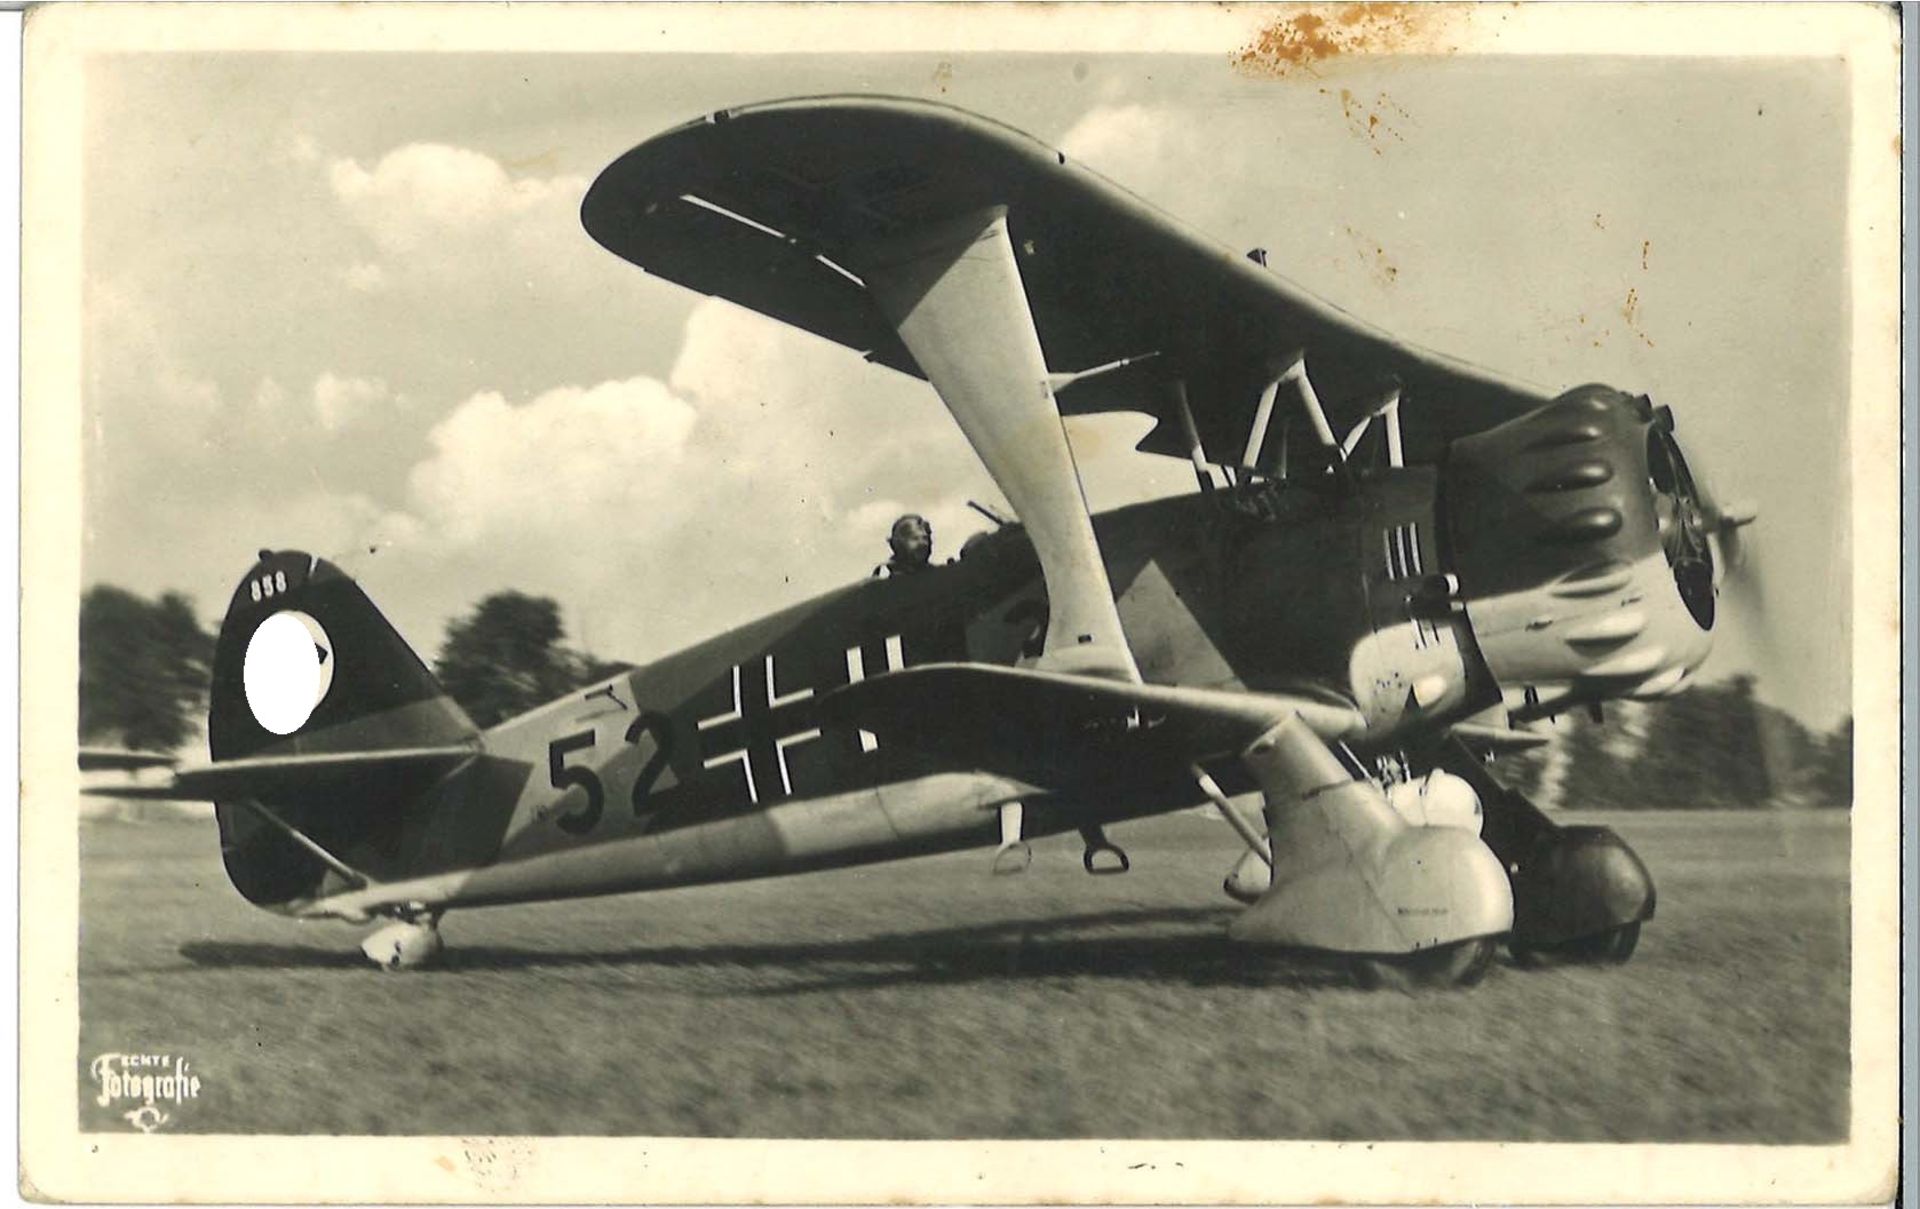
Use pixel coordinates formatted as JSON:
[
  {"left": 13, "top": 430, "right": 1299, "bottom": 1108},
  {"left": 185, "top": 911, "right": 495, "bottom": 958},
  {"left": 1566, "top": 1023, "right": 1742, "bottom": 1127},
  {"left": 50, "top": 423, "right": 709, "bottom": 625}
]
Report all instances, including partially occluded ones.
[
  {"left": 434, "top": 1156, "right": 456, "bottom": 1174},
  {"left": 1343, "top": 224, "right": 1399, "bottom": 286},
  {"left": 1328, "top": 87, "right": 1412, "bottom": 153},
  {"left": 1620, "top": 288, "right": 1654, "bottom": 348},
  {"left": 1575, "top": 311, "right": 1616, "bottom": 350},
  {"left": 1231, "top": 3, "right": 1467, "bottom": 78}
]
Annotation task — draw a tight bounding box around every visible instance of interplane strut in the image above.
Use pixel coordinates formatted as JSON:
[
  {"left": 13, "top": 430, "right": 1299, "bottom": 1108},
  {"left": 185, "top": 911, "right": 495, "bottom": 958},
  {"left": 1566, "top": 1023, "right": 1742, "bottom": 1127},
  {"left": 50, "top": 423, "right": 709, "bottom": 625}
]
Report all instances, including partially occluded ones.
[{"left": 856, "top": 206, "right": 1139, "bottom": 683}]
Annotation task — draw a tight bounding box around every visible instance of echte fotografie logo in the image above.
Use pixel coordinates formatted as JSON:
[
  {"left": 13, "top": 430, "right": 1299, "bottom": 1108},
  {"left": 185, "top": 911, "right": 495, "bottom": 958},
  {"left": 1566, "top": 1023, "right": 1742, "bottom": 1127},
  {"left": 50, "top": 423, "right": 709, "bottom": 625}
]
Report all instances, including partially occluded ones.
[{"left": 90, "top": 1053, "right": 203, "bottom": 1132}]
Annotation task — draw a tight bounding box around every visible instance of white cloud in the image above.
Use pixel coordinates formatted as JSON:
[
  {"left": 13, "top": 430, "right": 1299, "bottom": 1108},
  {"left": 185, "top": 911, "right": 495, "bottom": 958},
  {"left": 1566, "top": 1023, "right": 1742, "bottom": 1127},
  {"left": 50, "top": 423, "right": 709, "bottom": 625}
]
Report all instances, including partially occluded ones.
[
  {"left": 1060, "top": 104, "right": 1179, "bottom": 176},
  {"left": 243, "top": 489, "right": 410, "bottom": 565},
  {"left": 312, "top": 372, "right": 391, "bottom": 431},
  {"left": 327, "top": 143, "right": 584, "bottom": 256},
  {"left": 320, "top": 142, "right": 604, "bottom": 341},
  {"left": 83, "top": 278, "right": 225, "bottom": 491},
  {"left": 307, "top": 137, "right": 667, "bottom": 398},
  {"left": 405, "top": 375, "right": 698, "bottom": 546},
  {"left": 343, "top": 299, "right": 1009, "bottom": 661},
  {"left": 666, "top": 296, "right": 985, "bottom": 499}
]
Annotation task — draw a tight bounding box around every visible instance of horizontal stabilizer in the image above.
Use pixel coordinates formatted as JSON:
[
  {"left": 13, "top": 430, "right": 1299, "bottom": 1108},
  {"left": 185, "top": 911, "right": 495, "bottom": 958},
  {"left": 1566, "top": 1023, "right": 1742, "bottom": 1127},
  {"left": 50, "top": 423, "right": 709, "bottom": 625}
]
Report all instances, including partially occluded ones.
[
  {"left": 79, "top": 747, "right": 178, "bottom": 772},
  {"left": 82, "top": 746, "right": 475, "bottom": 802},
  {"left": 821, "top": 662, "right": 1361, "bottom": 780}
]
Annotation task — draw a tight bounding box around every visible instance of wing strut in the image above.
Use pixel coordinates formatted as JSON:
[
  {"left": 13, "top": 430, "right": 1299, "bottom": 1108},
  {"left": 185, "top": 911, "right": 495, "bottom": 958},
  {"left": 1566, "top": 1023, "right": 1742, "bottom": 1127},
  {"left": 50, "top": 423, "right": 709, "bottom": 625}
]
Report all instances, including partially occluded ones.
[
  {"left": 236, "top": 798, "right": 372, "bottom": 890},
  {"left": 1280, "top": 357, "right": 1354, "bottom": 487},
  {"left": 857, "top": 206, "right": 1138, "bottom": 682},
  {"left": 1241, "top": 373, "right": 1283, "bottom": 470},
  {"left": 1167, "top": 380, "right": 1216, "bottom": 493},
  {"left": 1340, "top": 388, "right": 1405, "bottom": 467},
  {"left": 1192, "top": 764, "right": 1273, "bottom": 868},
  {"left": 1283, "top": 357, "right": 1339, "bottom": 450}
]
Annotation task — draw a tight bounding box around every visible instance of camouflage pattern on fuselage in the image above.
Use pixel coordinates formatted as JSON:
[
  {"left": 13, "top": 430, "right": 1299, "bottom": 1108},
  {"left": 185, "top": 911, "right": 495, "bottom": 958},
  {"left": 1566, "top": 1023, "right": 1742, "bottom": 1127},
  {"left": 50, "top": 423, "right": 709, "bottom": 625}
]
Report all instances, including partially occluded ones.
[
  {"left": 222, "top": 385, "right": 1715, "bottom": 920},
  {"left": 262, "top": 464, "right": 1482, "bottom": 918}
]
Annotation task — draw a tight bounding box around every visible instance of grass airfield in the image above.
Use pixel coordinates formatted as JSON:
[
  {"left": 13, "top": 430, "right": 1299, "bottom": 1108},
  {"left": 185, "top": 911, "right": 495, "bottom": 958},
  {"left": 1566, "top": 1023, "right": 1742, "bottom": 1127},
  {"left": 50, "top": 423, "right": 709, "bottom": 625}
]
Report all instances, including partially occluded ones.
[{"left": 77, "top": 808, "right": 1848, "bottom": 1140}]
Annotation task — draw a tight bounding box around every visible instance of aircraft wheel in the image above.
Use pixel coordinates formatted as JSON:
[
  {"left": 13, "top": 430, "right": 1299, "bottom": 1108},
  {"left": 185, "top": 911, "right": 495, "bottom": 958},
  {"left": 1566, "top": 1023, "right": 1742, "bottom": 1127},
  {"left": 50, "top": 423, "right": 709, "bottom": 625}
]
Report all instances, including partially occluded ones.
[
  {"left": 361, "top": 919, "right": 445, "bottom": 970},
  {"left": 1350, "top": 936, "right": 1499, "bottom": 991},
  {"left": 1511, "top": 921, "right": 1641, "bottom": 968}
]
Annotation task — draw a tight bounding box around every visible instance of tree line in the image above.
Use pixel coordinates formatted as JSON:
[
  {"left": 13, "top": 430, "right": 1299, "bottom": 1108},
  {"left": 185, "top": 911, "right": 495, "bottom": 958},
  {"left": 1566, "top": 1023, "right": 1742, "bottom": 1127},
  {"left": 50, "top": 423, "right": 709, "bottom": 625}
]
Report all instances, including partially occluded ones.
[
  {"left": 1491, "top": 675, "right": 1852, "bottom": 810},
  {"left": 79, "top": 584, "right": 1853, "bottom": 811}
]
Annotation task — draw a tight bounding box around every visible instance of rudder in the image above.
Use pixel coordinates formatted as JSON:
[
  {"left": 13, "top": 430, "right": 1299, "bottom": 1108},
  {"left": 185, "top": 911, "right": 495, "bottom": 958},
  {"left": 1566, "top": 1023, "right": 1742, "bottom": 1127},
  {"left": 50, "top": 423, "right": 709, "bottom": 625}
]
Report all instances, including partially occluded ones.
[
  {"left": 210, "top": 549, "right": 475, "bottom": 760},
  {"left": 209, "top": 549, "right": 476, "bottom": 908}
]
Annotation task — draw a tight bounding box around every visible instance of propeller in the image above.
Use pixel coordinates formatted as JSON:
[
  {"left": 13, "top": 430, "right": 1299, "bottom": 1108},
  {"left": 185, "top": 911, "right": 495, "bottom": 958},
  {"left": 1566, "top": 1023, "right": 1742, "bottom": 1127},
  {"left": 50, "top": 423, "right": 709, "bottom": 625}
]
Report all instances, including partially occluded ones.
[
  {"left": 1647, "top": 420, "right": 1718, "bottom": 628},
  {"left": 1648, "top": 406, "right": 1758, "bottom": 629}
]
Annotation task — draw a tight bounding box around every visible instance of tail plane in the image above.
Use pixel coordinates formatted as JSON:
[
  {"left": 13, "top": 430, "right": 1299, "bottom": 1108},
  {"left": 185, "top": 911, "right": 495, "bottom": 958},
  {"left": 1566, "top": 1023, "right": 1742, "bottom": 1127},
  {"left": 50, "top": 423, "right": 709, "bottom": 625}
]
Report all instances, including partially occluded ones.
[{"left": 202, "top": 550, "right": 476, "bottom": 907}]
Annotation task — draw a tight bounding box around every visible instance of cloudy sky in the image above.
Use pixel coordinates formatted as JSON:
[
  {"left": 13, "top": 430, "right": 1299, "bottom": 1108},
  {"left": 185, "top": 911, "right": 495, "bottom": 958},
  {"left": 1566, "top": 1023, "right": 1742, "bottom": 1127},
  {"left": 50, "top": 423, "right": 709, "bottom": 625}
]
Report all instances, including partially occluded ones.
[{"left": 80, "top": 50, "right": 1852, "bottom": 726}]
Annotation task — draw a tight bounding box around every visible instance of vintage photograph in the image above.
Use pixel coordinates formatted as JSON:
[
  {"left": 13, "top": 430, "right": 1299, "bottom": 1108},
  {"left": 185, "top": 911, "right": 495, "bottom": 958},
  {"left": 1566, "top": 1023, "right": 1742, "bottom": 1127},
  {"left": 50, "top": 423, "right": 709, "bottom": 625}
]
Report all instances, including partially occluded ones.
[{"left": 22, "top": 3, "right": 1901, "bottom": 1203}]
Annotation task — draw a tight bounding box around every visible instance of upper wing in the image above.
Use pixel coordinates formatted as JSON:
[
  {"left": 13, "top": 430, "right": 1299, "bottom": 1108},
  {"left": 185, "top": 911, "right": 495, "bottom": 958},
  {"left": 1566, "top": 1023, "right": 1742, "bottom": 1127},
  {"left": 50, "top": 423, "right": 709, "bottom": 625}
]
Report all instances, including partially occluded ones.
[{"left": 582, "top": 95, "right": 1550, "bottom": 468}]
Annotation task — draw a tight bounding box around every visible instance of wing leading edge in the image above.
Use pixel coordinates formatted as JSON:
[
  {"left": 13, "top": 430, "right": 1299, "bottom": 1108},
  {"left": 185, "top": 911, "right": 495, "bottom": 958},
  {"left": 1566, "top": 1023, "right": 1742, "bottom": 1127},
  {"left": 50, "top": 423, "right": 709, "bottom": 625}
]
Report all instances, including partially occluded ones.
[
  {"left": 582, "top": 95, "right": 1550, "bottom": 468},
  {"left": 821, "top": 662, "right": 1364, "bottom": 784}
]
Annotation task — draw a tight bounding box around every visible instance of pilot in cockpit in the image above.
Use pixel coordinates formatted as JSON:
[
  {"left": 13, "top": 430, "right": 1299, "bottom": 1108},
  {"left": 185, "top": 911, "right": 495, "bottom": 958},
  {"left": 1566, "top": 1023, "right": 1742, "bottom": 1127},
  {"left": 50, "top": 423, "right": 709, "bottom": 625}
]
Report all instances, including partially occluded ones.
[{"left": 873, "top": 514, "right": 934, "bottom": 579}]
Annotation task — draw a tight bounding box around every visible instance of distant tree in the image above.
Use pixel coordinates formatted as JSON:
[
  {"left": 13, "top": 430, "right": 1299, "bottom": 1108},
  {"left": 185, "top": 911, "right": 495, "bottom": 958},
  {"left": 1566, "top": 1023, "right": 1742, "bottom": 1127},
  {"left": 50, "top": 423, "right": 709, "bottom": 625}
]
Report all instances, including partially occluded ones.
[
  {"left": 1804, "top": 715, "right": 1853, "bottom": 808},
  {"left": 433, "top": 592, "right": 630, "bottom": 727},
  {"left": 1495, "top": 675, "right": 1842, "bottom": 812},
  {"left": 79, "top": 585, "right": 215, "bottom": 751}
]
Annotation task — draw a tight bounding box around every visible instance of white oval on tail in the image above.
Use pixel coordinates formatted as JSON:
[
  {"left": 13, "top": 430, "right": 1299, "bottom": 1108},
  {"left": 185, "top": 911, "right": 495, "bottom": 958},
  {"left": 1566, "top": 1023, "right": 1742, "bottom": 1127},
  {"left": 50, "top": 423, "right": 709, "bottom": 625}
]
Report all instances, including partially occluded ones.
[{"left": 243, "top": 610, "right": 334, "bottom": 735}]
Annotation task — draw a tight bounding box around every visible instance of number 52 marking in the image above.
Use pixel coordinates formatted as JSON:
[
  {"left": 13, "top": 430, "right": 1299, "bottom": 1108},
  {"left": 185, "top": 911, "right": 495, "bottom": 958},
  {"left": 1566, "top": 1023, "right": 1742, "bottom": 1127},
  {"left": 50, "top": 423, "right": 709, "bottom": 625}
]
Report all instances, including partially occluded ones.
[{"left": 546, "top": 712, "right": 676, "bottom": 836}]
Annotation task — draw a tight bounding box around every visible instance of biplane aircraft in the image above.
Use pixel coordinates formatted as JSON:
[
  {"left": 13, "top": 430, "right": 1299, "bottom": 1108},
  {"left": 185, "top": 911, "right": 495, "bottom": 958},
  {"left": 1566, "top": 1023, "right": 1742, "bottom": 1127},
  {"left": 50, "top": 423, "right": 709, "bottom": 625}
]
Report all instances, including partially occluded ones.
[{"left": 85, "top": 96, "right": 1755, "bottom": 985}]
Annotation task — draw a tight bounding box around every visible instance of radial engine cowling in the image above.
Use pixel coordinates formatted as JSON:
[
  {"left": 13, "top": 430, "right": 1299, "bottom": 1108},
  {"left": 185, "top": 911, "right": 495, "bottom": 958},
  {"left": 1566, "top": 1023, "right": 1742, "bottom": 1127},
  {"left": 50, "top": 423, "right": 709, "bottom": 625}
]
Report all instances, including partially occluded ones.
[{"left": 1443, "top": 385, "right": 1716, "bottom": 717}]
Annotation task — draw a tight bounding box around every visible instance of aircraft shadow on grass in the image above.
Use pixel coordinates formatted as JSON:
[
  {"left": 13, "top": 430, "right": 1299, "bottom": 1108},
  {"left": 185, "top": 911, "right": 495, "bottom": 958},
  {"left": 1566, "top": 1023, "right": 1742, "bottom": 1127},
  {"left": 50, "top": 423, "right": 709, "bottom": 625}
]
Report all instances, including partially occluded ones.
[{"left": 174, "top": 905, "right": 1376, "bottom": 991}]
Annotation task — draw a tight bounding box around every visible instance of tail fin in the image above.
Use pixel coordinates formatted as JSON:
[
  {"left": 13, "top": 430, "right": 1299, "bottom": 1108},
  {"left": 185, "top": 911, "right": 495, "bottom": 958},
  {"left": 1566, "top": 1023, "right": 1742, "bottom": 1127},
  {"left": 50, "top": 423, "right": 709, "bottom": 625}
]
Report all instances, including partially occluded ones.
[
  {"left": 209, "top": 550, "right": 477, "bottom": 908},
  {"left": 210, "top": 549, "right": 475, "bottom": 760}
]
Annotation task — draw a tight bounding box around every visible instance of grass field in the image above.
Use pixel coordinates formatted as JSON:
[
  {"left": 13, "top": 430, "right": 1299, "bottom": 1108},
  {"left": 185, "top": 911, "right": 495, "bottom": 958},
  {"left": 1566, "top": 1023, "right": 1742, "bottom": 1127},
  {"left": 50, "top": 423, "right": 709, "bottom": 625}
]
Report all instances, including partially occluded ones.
[{"left": 76, "top": 808, "right": 1849, "bottom": 1140}]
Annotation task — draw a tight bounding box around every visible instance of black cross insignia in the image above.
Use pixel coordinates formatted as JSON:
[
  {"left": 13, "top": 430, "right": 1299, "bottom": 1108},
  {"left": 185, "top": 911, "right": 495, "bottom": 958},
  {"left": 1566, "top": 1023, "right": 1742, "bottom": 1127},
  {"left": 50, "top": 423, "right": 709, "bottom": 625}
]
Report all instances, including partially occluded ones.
[{"left": 695, "top": 655, "right": 822, "bottom": 805}]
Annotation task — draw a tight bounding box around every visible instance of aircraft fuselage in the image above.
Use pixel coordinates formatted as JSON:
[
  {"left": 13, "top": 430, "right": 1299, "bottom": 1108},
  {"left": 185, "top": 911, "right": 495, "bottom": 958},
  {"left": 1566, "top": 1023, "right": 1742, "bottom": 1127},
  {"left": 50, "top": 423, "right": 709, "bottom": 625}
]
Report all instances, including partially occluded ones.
[
  {"left": 237, "top": 384, "right": 1713, "bottom": 923},
  {"left": 304, "top": 464, "right": 1494, "bottom": 919}
]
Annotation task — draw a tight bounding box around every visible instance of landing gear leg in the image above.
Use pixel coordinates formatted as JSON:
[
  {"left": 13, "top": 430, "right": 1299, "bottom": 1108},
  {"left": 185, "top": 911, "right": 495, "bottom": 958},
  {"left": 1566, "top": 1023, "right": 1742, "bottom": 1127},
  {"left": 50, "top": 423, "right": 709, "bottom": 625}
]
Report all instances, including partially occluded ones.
[
  {"left": 1224, "top": 718, "right": 1511, "bottom": 990},
  {"left": 1438, "top": 740, "right": 1655, "bottom": 964},
  {"left": 360, "top": 910, "right": 445, "bottom": 970},
  {"left": 1079, "top": 825, "right": 1131, "bottom": 875},
  {"left": 991, "top": 801, "right": 1032, "bottom": 875}
]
